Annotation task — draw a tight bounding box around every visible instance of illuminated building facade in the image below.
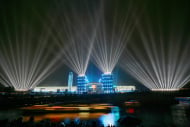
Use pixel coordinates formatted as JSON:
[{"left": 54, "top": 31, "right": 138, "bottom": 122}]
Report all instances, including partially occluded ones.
[
  {"left": 33, "top": 73, "right": 136, "bottom": 94},
  {"left": 68, "top": 72, "right": 73, "bottom": 92},
  {"left": 77, "top": 75, "right": 89, "bottom": 94},
  {"left": 33, "top": 85, "right": 135, "bottom": 93},
  {"left": 87, "top": 82, "right": 103, "bottom": 93},
  {"left": 33, "top": 86, "right": 77, "bottom": 93},
  {"left": 99, "top": 73, "right": 115, "bottom": 93}
]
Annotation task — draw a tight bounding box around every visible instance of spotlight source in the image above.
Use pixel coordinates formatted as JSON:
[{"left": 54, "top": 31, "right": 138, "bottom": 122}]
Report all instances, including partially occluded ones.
[{"left": 151, "top": 89, "right": 179, "bottom": 91}]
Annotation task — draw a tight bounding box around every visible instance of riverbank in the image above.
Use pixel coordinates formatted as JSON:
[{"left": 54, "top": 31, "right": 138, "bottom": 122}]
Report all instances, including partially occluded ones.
[{"left": 0, "top": 90, "right": 190, "bottom": 108}]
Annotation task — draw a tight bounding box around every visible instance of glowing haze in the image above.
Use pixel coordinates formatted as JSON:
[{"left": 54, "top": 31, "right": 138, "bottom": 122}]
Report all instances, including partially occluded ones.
[
  {"left": 92, "top": 0, "right": 140, "bottom": 74},
  {"left": 121, "top": 8, "right": 190, "bottom": 91},
  {"left": 0, "top": 12, "right": 59, "bottom": 91},
  {"left": 50, "top": 1, "right": 97, "bottom": 76}
]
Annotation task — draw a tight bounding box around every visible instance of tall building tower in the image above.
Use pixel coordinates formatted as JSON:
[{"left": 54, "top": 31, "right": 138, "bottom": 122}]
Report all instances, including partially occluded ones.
[
  {"left": 77, "top": 75, "right": 89, "bottom": 94},
  {"left": 68, "top": 72, "right": 73, "bottom": 92},
  {"left": 100, "top": 72, "right": 115, "bottom": 93}
]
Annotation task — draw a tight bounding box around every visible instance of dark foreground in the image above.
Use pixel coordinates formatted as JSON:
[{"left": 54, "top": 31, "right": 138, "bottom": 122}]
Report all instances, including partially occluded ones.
[
  {"left": 0, "top": 117, "right": 116, "bottom": 127},
  {"left": 0, "top": 90, "right": 190, "bottom": 127}
]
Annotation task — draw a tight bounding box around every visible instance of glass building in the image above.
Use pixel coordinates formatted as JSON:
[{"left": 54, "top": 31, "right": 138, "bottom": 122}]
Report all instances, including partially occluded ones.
[
  {"left": 100, "top": 73, "right": 115, "bottom": 93},
  {"left": 77, "top": 75, "right": 89, "bottom": 94},
  {"left": 68, "top": 72, "right": 73, "bottom": 92}
]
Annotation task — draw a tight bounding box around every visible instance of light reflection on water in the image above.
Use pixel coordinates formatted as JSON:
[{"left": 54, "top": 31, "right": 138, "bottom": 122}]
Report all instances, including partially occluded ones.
[
  {"left": 0, "top": 109, "right": 22, "bottom": 121},
  {"left": 100, "top": 106, "right": 120, "bottom": 126},
  {"left": 0, "top": 103, "right": 189, "bottom": 127},
  {"left": 171, "top": 104, "right": 190, "bottom": 127},
  {"left": 23, "top": 112, "right": 107, "bottom": 122}
]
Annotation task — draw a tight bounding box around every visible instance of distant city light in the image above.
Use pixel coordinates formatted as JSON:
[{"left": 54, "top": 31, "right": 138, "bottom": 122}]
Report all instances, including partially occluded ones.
[
  {"left": 151, "top": 89, "right": 179, "bottom": 91},
  {"left": 33, "top": 86, "right": 77, "bottom": 93},
  {"left": 78, "top": 74, "right": 85, "bottom": 77},
  {"left": 104, "top": 72, "right": 112, "bottom": 75},
  {"left": 91, "top": 85, "right": 96, "bottom": 89},
  {"left": 14, "top": 89, "right": 29, "bottom": 92}
]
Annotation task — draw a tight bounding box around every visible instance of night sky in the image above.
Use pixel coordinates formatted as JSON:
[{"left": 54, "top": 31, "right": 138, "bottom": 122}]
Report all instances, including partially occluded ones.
[{"left": 0, "top": 0, "right": 190, "bottom": 89}]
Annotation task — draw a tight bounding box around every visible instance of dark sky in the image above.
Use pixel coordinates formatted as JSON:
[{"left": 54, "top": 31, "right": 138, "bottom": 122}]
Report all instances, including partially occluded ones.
[{"left": 0, "top": 0, "right": 190, "bottom": 89}]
